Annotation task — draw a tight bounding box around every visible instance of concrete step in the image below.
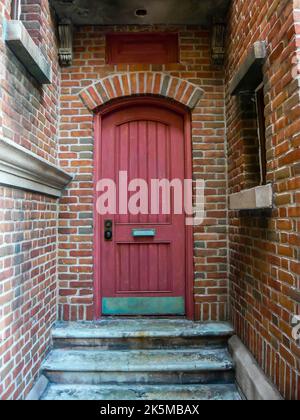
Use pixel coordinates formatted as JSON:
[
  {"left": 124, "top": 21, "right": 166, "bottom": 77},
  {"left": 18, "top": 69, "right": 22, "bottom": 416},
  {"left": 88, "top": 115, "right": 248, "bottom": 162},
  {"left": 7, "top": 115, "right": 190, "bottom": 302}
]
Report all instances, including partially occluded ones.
[
  {"left": 41, "top": 383, "right": 241, "bottom": 401},
  {"left": 42, "top": 347, "right": 235, "bottom": 385},
  {"left": 52, "top": 319, "right": 234, "bottom": 350}
]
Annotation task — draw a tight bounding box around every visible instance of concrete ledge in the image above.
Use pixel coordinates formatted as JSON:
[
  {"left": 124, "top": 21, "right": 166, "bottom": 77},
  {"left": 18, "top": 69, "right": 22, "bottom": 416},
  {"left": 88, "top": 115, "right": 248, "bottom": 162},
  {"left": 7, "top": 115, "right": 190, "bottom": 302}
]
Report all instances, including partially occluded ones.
[
  {"left": 26, "top": 375, "right": 49, "bottom": 400},
  {"left": 0, "top": 138, "right": 73, "bottom": 197},
  {"left": 229, "top": 41, "right": 267, "bottom": 96},
  {"left": 229, "top": 184, "right": 273, "bottom": 210},
  {"left": 4, "top": 20, "right": 52, "bottom": 84},
  {"left": 229, "top": 336, "right": 283, "bottom": 400}
]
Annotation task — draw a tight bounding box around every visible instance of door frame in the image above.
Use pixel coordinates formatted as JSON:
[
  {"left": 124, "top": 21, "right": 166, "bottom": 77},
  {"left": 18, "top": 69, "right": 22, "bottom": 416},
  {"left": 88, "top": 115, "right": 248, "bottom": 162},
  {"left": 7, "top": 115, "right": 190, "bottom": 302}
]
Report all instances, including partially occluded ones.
[{"left": 93, "top": 97, "right": 195, "bottom": 320}]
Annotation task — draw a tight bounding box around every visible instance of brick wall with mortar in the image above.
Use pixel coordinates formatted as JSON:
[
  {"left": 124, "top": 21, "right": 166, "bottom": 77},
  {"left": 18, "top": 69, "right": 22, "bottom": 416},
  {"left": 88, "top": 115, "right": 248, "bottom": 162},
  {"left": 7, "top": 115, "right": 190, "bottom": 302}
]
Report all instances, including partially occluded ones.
[
  {"left": 0, "top": 188, "right": 58, "bottom": 400},
  {"left": 0, "top": 0, "right": 298, "bottom": 401},
  {"left": 0, "top": 0, "right": 60, "bottom": 163},
  {"left": 0, "top": 0, "right": 60, "bottom": 400},
  {"left": 58, "top": 25, "right": 229, "bottom": 322},
  {"left": 21, "top": 0, "right": 42, "bottom": 46},
  {"left": 226, "top": 0, "right": 300, "bottom": 400}
]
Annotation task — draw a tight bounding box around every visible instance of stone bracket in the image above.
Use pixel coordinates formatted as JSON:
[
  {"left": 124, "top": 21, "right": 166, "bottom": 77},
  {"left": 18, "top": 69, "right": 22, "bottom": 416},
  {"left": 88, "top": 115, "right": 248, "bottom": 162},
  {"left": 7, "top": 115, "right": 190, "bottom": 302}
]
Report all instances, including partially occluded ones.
[
  {"left": 229, "top": 41, "right": 267, "bottom": 96},
  {"left": 0, "top": 138, "right": 73, "bottom": 198},
  {"left": 4, "top": 19, "right": 52, "bottom": 84},
  {"left": 58, "top": 21, "right": 73, "bottom": 66}
]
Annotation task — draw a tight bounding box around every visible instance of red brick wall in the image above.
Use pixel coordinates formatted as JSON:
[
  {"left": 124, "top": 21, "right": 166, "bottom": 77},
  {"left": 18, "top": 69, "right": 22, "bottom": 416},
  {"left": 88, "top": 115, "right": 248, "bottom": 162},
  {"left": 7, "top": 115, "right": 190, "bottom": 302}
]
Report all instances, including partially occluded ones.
[
  {"left": 226, "top": 0, "right": 300, "bottom": 400},
  {"left": 1, "top": 0, "right": 298, "bottom": 401},
  {"left": 21, "top": 0, "right": 42, "bottom": 45},
  {"left": 58, "top": 25, "right": 228, "bottom": 322},
  {"left": 227, "top": 92, "right": 261, "bottom": 191},
  {"left": 0, "top": 188, "right": 58, "bottom": 400},
  {"left": 0, "top": 0, "right": 60, "bottom": 400},
  {"left": 0, "top": 0, "right": 60, "bottom": 163}
]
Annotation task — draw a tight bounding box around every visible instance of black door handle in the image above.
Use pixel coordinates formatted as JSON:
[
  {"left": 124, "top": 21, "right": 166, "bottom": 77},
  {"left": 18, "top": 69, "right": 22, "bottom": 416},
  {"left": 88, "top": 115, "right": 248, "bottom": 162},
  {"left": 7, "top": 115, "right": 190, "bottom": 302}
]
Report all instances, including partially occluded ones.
[{"left": 104, "top": 220, "right": 113, "bottom": 241}]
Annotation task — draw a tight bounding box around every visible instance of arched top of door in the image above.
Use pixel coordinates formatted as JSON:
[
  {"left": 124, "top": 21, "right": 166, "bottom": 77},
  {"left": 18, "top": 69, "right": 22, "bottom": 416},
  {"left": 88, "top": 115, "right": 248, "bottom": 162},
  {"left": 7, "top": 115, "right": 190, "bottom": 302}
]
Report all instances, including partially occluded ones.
[{"left": 79, "top": 72, "right": 204, "bottom": 114}]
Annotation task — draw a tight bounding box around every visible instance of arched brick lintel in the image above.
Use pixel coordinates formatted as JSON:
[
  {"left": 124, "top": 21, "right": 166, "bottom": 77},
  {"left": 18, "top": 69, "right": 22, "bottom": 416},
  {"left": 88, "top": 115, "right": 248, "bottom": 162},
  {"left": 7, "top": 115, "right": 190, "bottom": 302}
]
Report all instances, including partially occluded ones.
[{"left": 79, "top": 72, "right": 204, "bottom": 112}]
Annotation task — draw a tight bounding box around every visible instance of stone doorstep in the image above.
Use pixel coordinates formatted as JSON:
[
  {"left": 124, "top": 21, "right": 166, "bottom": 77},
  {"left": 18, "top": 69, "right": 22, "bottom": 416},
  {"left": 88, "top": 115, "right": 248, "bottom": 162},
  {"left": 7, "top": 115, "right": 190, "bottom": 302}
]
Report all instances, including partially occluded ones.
[
  {"left": 41, "top": 346, "right": 236, "bottom": 394},
  {"left": 40, "top": 383, "right": 241, "bottom": 401},
  {"left": 52, "top": 319, "right": 235, "bottom": 339},
  {"left": 42, "top": 347, "right": 234, "bottom": 373},
  {"left": 27, "top": 320, "right": 239, "bottom": 400}
]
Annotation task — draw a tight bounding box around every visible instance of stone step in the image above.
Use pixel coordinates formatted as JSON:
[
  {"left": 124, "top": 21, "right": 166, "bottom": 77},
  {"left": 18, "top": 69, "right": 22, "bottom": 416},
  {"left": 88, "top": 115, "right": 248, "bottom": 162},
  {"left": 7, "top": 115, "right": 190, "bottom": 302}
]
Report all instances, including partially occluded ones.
[
  {"left": 42, "top": 347, "right": 235, "bottom": 385},
  {"left": 52, "top": 319, "right": 234, "bottom": 350},
  {"left": 41, "top": 383, "right": 241, "bottom": 401}
]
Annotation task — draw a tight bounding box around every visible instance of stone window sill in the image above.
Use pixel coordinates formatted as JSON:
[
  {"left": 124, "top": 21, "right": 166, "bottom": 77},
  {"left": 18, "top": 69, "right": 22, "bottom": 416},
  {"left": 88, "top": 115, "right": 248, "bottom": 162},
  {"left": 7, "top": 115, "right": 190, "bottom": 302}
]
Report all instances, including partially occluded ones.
[
  {"left": 0, "top": 138, "right": 73, "bottom": 197},
  {"left": 4, "top": 20, "right": 52, "bottom": 84},
  {"left": 229, "top": 184, "right": 273, "bottom": 211}
]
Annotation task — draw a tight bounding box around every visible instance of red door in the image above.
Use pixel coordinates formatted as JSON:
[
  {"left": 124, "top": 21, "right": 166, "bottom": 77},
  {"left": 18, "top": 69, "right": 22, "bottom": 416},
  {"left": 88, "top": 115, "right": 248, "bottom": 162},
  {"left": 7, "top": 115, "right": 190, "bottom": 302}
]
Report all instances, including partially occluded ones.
[{"left": 96, "top": 102, "right": 187, "bottom": 316}]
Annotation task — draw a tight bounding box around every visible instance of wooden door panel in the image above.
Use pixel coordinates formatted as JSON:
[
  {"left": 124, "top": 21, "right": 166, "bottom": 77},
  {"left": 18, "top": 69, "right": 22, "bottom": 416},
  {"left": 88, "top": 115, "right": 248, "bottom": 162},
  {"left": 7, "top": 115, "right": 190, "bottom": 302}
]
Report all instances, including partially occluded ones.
[
  {"left": 99, "top": 104, "right": 186, "bottom": 316},
  {"left": 116, "top": 243, "right": 172, "bottom": 294},
  {"left": 115, "top": 120, "right": 171, "bottom": 224}
]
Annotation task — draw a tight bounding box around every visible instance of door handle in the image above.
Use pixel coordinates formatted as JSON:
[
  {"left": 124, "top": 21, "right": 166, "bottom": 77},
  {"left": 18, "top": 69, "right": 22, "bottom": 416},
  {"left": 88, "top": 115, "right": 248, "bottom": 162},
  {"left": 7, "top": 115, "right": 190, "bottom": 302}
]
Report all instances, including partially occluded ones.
[
  {"left": 104, "top": 220, "right": 113, "bottom": 241},
  {"left": 132, "top": 229, "right": 156, "bottom": 238}
]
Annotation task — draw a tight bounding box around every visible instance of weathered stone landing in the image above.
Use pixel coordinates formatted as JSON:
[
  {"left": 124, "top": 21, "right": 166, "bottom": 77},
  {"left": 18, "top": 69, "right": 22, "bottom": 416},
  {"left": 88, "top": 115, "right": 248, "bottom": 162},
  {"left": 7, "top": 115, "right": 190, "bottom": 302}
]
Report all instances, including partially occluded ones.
[{"left": 40, "top": 319, "right": 241, "bottom": 400}]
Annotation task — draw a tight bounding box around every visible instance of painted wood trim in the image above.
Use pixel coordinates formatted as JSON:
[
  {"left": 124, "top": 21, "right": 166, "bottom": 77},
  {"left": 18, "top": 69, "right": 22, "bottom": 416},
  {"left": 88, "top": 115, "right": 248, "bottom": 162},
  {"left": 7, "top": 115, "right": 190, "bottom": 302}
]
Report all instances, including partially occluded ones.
[
  {"left": 94, "top": 115, "right": 102, "bottom": 319},
  {"left": 106, "top": 33, "right": 179, "bottom": 64},
  {"left": 0, "top": 138, "right": 73, "bottom": 197},
  {"left": 184, "top": 112, "right": 195, "bottom": 321},
  {"left": 4, "top": 20, "right": 52, "bottom": 84}
]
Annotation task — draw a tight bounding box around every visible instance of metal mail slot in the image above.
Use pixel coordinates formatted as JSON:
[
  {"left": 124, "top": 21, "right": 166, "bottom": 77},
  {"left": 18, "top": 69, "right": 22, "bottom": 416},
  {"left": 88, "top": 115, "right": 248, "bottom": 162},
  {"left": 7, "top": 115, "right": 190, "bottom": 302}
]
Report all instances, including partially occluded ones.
[{"left": 132, "top": 229, "right": 156, "bottom": 238}]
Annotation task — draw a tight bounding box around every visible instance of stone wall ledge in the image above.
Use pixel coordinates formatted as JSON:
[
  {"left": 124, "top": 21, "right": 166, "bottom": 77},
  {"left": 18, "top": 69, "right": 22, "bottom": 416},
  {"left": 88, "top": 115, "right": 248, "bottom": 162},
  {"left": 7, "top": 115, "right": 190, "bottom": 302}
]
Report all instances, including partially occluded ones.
[
  {"left": 0, "top": 138, "right": 73, "bottom": 197},
  {"left": 229, "top": 336, "right": 283, "bottom": 400},
  {"left": 229, "top": 41, "right": 267, "bottom": 96},
  {"left": 26, "top": 376, "right": 49, "bottom": 401},
  {"left": 229, "top": 184, "right": 273, "bottom": 211},
  {"left": 4, "top": 19, "right": 52, "bottom": 84}
]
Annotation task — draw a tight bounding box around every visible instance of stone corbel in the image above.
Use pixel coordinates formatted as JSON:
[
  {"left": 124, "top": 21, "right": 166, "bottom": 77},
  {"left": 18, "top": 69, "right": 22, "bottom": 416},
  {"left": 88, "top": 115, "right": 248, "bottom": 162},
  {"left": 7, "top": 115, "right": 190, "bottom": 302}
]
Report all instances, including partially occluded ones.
[
  {"left": 58, "top": 21, "right": 73, "bottom": 66},
  {"left": 211, "top": 18, "right": 226, "bottom": 66}
]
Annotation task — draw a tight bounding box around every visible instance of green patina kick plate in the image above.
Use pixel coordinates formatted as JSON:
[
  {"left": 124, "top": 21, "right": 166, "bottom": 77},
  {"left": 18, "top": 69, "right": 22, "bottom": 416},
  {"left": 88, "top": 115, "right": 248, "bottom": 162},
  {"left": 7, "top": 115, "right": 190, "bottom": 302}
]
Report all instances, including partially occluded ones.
[{"left": 102, "top": 297, "right": 185, "bottom": 316}]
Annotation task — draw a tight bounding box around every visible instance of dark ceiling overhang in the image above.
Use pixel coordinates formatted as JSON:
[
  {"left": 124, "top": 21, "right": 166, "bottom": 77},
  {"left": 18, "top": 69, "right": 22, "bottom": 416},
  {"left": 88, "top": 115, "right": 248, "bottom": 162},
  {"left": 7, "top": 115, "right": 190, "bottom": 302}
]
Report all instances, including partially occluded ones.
[{"left": 50, "top": 0, "right": 230, "bottom": 26}]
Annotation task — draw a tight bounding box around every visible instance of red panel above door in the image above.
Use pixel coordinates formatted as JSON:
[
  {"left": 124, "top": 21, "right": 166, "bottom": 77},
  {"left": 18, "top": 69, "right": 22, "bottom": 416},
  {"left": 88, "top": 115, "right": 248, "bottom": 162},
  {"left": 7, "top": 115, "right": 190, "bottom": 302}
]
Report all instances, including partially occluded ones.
[{"left": 106, "top": 33, "right": 179, "bottom": 64}]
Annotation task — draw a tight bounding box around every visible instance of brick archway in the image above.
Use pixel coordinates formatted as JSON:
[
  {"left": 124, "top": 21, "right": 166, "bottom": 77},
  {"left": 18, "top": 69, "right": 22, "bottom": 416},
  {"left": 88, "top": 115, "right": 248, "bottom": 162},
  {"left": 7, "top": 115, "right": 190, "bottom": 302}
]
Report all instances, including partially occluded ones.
[{"left": 79, "top": 72, "right": 204, "bottom": 111}]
